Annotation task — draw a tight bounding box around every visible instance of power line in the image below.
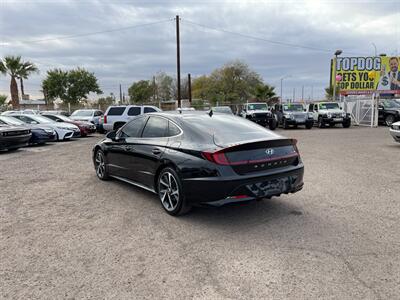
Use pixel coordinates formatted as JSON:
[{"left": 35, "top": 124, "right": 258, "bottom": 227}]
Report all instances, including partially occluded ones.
[
  {"left": 182, "top": 19, "right": 362, "bottom": 55},
  {"left": 1, "top": 18, "right": 174, "bottom": 45}
]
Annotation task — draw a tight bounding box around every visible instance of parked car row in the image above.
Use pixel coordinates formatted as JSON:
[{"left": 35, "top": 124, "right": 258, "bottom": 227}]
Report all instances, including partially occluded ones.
[{"left": 0, "top": 111, "right": 99, "bottom": 151}]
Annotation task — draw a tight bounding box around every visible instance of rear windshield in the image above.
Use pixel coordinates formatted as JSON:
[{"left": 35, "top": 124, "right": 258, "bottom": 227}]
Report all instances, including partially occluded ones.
[
  {"left": 185, "top": 115, "right": 277, "bottom": 146},
  {"left": 72, "top": 110, "right": 93, "bottom": 116},
  {"left": 107, "top": 107, "right": 126, "bottom": 115}
]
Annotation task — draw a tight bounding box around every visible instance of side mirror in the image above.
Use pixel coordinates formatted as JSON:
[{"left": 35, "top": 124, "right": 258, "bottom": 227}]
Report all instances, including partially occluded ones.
[
  {"left": 340, "top": 107, "right": 343, "bottom": 110},
  {"left": 304, "top": 109, "right": 307, "bottom": 112},
  {"left": 106, "top": 131, "right": 117, "bottom": 140}
]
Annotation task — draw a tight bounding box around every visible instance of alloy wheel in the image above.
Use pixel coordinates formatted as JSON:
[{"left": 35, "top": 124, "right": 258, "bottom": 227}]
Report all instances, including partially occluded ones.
[
  {"left": 95, "top": 151, "right": 106, "bottom": 179},
  {"left": 158, "top": 172, "right": 180, "bottom": 212}
]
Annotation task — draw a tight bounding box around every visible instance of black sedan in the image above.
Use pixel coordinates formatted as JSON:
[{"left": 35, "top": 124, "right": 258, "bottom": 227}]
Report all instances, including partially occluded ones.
[
  {"left": 92, "top": 111, "right": 304, "bottom": 215},
  {"left": 0, "top": 116, "right": 56, "bottom": 145},
  {"left": 0, "top": 124, "right": 32, "bottom": 151}
]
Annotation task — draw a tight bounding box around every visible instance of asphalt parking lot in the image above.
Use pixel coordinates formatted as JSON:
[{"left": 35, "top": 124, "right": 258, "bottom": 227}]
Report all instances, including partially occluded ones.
[{"left": 1, "top": 126, "right": 399, "bottom": 299}]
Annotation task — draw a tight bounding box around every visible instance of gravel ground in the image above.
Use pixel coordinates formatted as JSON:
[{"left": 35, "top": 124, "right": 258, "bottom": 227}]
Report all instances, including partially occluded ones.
[{"left": 1, "top": 126, "right": 399, "bottom": 299}]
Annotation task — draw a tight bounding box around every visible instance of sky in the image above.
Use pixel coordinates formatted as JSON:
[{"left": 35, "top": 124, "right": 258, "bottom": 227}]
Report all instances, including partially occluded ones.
[{"left": 0, "top": 0, "right": 399, "bottom": 101}]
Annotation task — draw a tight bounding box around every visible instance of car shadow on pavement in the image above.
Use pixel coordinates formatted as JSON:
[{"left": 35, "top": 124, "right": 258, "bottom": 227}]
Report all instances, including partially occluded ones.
[{"left": 185, "top": 197, "right": 305, "bottom": 229}]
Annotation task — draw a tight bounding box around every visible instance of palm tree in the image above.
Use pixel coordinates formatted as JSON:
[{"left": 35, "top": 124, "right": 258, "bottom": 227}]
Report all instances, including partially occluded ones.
[
  {"left": 18, "top": 61, "right": 38, "bottom": 97},
  {"left": 255, "top": 83, "right": 276, "bottom": 104},
  {"left": 0, "top": 56, "right": 38, "bottom": 108}
]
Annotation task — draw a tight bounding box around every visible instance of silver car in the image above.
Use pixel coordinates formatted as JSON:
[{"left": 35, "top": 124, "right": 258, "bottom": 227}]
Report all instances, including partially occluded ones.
[{"left": 390, "top": 121, "right": 400, "bottom": 143}]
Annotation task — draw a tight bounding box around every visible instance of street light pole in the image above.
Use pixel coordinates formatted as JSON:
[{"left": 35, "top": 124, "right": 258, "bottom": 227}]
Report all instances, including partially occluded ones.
[
  {"left": 371, "top": 43, "right": 377, "bottom": 57},
  {"left": 280, "top": 75, "right": 291, "bottom": 105},
  {"left": 332, "top": 49, "right": 342, "bottom": 102}
]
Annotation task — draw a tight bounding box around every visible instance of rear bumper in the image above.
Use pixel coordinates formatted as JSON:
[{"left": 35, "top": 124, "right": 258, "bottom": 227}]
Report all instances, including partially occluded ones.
[
  {"left": 103, "top": 123, "right": 113, "bottom": 132},
  {"left": 182, "top": 164, "right": 304, "bottom": 204},
  {"left": 390, "top": 128, "right": 400, "bottom": 142}
]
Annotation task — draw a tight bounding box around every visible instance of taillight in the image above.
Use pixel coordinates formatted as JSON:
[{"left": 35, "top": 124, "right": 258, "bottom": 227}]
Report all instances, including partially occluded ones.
[
  {"left": 104, "top": 115, "right": 107, "bottom": 124},
  {"left": 202, "top": 151, "right": 230, "bottom": 165}
]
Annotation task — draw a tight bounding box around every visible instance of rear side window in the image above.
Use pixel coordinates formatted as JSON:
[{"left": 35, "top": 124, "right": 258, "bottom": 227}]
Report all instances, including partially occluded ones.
[
  {"left": 107, "top": 107, "right": 126, "bottom": 116},
  {"left": 144, "top": 107, "right": 157, "bottom": 113},
  {"left": 142, "top": 117, "right": 168, "bottom": 138},
  {"left": 120, "top": 117, "right": 147, "bottom": 138},
  {"left": 128, "top": 107, "right": 141, "bottom": 116},
  {"left": 94, "top": 111, "right": 103, "bottom": 116},
  {"left": 168, "top": 121, "right": 181, "bottom": 136}
]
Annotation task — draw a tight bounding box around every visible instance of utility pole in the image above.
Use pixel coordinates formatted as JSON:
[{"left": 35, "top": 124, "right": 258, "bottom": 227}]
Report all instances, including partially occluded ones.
[
  {"left": 292, "top": 88, "right": 295, "bottom": 103},
  {"left": 119, "top": 84, "right": 122, "bottom": 104},
  {"left": 188, "top": 73, "right": 192, "bottom": 104},
  {"left": 176, "top": 15, "right": 181, "bottom": 108},
  {"left": 311, "top": 86, "right": 314, "bottom": 101},
  {"left": 301, "top": 85, "right": 304, "bottom": 102}
]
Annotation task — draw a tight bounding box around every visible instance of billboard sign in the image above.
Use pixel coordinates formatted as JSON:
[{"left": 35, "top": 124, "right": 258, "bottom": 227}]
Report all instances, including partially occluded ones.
[{"left": 331, "top": 56, "right": 400, "bottom": 95}]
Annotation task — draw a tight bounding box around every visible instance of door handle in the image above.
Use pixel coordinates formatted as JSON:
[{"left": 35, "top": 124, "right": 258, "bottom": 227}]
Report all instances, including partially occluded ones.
[
  {"left": 152, "top": 148, "right": 162, "bottom": 155},
  {"left": 124, "top": 145, "right": 135, "bottom": 152}
]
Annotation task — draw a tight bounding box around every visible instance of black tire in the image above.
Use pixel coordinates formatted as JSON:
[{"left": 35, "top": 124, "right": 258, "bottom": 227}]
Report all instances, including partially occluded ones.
[
  {"left": 342, "top": 120, "right": 351, "bottom": 128},
  {"left": 283, "top": 119, "right": 289, "bottom": 129},
  {"left": 385, "top": 115, "right": 395, "bottom": 126},
  {"left": 318, "top": 117, "right": 325, "bottom": 128},
  {"left": 94, "top": 149, "right": 110, "bottom": 181},
  {"left": 157, "top": 167, "right": 191, "bottom": 216},
  {"left": 305, "top": 122, "right": 313, "bottom": 129},
  {"left": 329, "top": 123, "right": 335, "bottom": 128},
  {"left": 268, "top": 118, "right": 277, "bottom": 130}
]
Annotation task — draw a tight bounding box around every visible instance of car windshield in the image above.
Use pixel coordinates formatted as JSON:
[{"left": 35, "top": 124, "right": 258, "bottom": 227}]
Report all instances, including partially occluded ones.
[
  {"left": 319, "top": 103, "right": 339, "bottom": 110},
  {"left": 283, "top": 104, "right": 304, "bottom": 112},
  {"left": 57, "top": 115, "right": 72, "bottom": 122},
  {"left": 0, "top": 116, "right": 25, "bottom": 125},
  {"left": 212, "top": 107, "right": 232, "bottom": 114},
  {"left": 382, "top": 100, "right": 400, "bottom": 108},
  {"left": 72, "top": 110, "right": 93, "bottom": 117},
  {"left": 30, "top": 115, "right": 56, "bottom": 123},
  {"left": 248, "top": 103, "right": 267, "bottom": 111}
]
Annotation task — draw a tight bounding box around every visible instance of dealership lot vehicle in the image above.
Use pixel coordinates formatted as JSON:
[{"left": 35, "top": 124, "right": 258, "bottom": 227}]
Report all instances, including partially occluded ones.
[
  {"left": 70, "top": 109, "right": 104, "bottom": 130},
  {"left": 390, "top": 121, "right": 400, "bottom": 142},
  {"left": 40, "top": 110, "right": 70, "bottom": 116},
  {"left": 241, "top": 102, "right": 277, "bottom": 130},
  {"left": 308, "top": 102, "right": 351, "bottom": 128},
  {"left": 1, "top": 127, "right": 399, "bottom": 299},
  {"left": 93, "top": 112, "right": 303, "bottom": 215},
  {"left": 274, "top": 103, "right": 313, "bottom": 129},
  {"left": 0, "top": 116, "right": 56, "bottom": 144},
  {"left": 0, "top": 124, "right": 31, "bottom": 151},
  {"left": 42, "top": 114, "right": 96, "bottom": 137},
  {"left": 102, "top": 105, "right": 161, "bottom": 131},
  {"left": 378, "top": 99, "right": 400, "bottom": 126},
  {"left": 12, "top": 114, "right": 80, "bottom": 140},
  {"left": 1, "top": 109, "right": 39, "bottom": 116},
  {"left": 211, "top": 106, "right": 233, "bottom": 114}
]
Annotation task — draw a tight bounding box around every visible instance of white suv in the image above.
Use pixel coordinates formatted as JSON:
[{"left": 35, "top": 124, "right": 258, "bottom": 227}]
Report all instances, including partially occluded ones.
[{"left": 103, "top": 105, "right": 161, "bottom": 131}]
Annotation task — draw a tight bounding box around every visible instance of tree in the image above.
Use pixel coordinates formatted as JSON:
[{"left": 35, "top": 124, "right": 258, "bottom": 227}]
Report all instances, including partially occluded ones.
[
  {"left": 191, "top": 60, "right": 263, "bottom": 105},
  {"left": 128, "top": 80, "right": 153, "bottom": 103},
  {"left": 42, "top": 68, "right": 102, "bottom": 105},
  {"left": 0, "top": 55, "right": 26, "bottom": 108},
  {"left": 325, "top": 86, "right": 340, "bottom": 101},
  {"left": 255, "top": 83, "right": 276, "bottom": 104},
  {"left": 0, "top": 94, "right": 7, "bottom": 106},
  {"left": 18, "top": 61, "right": 39, "bottom": 96},
  {"left": 154, "top": 71, "right": 174, "bottom": 101}
]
